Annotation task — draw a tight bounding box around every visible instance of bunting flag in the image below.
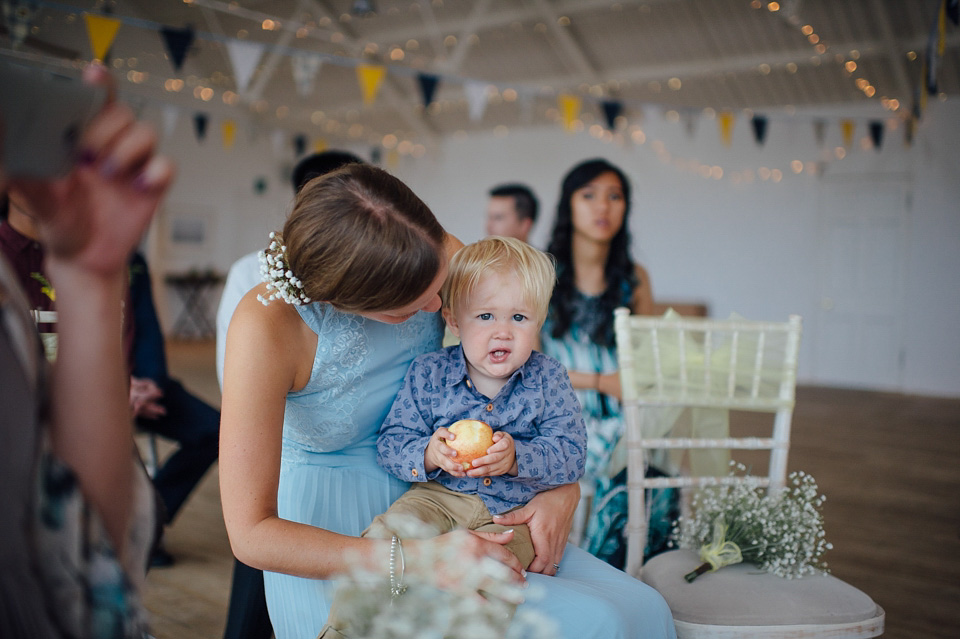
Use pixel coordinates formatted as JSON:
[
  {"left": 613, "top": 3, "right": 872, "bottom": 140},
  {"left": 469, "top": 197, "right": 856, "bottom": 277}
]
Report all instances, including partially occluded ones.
[
  {"left": 601, "top": 100, "right": 623, "bottom": 130},
  {"left": 682, "top": 112, "right": 697, "bottom": 138},
  {"left": 751, "top": 115, "right": 768, "bottom": 146},
  {"left": 227, "top": 40, "right": 265, "bottom": 94},
  {"left": 387, "top": 149, "right": 400, "bottom": 170},
  {"left": 813, "top": 119, "right": 827, "bottom": 147},
  {"left": 905, "top": 115, "right": 918, "bottom": 147},
  {"left": 925, "top": 1, "right": 946, "bottom": 94},
  {"left": 868, "top": 121, "right": 884, "bottom": 150},
  {"left": 2, "top": 0, "right": 40, "bottom": 49},
  {"left": 370, "top": 146, "right": 382, "bottom": 165},
  {"left": 313, "top": 138, "right": 327, "bottom": 153},
  {"left": 718, "top": 111, "right": 735, "bottom": 147},
  {"left": 161, "top": 104, "right": 180, "bottom": 138},
  {"left": 84, "top": 13, "right": 121, "bottom": 62},
  {"left": 294, "top": 134, "right": 307, "bottom": 156},
  {"left": 841, "top": 119, "right": 855, "bottom": 148},
  {"left": 160, "top": 26, "right": 194, "bottom": 72},
  {"left": 463, "top": 81, "right": 489, "bottom": 121},
  {"left": 558, "top": 94, "right": 581, "bottom": 132},
  {"left": 291, "top": 53, "right": 322, "bottom": 97},
  {"left": 356, "top": 64, "right": 386, "bottom": 105},
  {"left": 193, "top": 112, "right": 208, "bottom": 142},
  {"left": 271, "top": 129, "right": 286, "bottom": 156},
  {"left": 418, "top": 73, "right": 440, "bottom": 108},
  {"left": 222, "top": 119, "right": 236, "bottom": 150},
  {"left": 518, "top": 92, "right": 535, "bottom": 124}
]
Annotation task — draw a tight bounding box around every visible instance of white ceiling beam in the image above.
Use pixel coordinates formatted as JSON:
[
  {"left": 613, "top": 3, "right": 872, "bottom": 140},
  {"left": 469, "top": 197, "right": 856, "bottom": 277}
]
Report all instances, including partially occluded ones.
[
  {"left": 243, "top": 1, "right": 307, "bottom": 101},
  {"left": 438, "top": 0, "right": 494, "bottom": 74},
  {"left": 524, "top": 32, "right": 959, "bottom": 95},
  {"left": 868, "top": 0, "right": 919, "bottom": 103},
  {"left": 302, "top": 0, "right": 439, "bottom": 143},
  {"left": 367, "top": 0, "right": 676, "bottom": 48},
  {"left": 530, "top": 0, "right": 597, "bottom": 79}
]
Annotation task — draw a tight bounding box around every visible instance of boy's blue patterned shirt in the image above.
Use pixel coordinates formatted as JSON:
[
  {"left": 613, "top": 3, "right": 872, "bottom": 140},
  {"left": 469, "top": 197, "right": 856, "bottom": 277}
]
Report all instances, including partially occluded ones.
[{"left": 376, "top": 345, "right": 587, "bottom": 515}]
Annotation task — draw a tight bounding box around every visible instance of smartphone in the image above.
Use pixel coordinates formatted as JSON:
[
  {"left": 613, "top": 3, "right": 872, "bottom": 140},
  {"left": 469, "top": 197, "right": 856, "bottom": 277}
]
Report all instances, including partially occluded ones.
[{"left": 0, "top": 60, "right": 107, "bottom": 179}]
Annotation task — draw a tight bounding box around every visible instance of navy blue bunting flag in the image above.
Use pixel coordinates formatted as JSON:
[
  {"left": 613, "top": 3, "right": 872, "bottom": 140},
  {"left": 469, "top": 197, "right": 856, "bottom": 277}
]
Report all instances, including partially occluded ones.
[
  {"left": 417, "top": 73, "right": 440, "bottom": 108},
  {"left": 751, "top": 115, "right": 768, "bottom": 146},
  {"left": 161, "top": 26, "right": 195, "bottom": 72},
  {"left": 601, "top": 100, "right": 623, "bottom": 130},
  {"left": 193, "top": 113, "right": 208, "bottom": 142}
]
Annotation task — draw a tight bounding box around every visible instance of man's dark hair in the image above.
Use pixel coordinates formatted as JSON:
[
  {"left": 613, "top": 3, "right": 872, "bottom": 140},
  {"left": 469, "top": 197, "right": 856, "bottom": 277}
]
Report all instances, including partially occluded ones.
[
  {"left": 292, "top": 150, "right": 364, "bottom": 193},
  {"left": 489, "top": 183, "right": 538, "bottom": 224},
  {"left": 0, "top": 194, "right": 7, "bottom": 221}
]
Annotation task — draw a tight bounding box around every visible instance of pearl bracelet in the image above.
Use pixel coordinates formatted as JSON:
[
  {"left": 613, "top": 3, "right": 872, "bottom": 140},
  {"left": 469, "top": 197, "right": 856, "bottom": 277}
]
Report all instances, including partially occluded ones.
[{"left": 389, "top": 535, "right": 407, "bottom": 598}]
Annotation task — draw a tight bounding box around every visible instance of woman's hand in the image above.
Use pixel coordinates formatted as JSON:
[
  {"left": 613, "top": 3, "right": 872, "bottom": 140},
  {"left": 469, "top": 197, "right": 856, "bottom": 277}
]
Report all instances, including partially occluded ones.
[
  {"left": 11, "top": 63, "right": 174, "bottom": 279},
  {"left": 492, "top": 482, "right": 579, "bottom": 575}
]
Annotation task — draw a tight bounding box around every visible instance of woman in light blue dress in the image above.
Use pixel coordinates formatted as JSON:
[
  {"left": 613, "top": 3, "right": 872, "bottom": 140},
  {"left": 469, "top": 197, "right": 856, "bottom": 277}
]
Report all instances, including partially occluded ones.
[{"left": 220, "top": 164, "right": 676, "bottom": 639}]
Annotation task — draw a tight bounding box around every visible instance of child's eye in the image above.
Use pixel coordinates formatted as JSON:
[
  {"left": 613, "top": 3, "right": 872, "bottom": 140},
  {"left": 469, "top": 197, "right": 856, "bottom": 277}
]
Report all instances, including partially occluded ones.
[
  {"left": 513, "top": 314, "right": 527, "bottom": 322},
  {"left": 610, "top": 192, "right": 623, "bottom": 201},
  {"left": 478, "top": 313, "right": 492, "bottom": 320}
]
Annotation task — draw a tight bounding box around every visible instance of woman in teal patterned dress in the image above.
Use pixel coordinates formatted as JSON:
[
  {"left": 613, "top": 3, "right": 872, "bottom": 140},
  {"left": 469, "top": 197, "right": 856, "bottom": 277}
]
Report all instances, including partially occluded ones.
[
  {"left": 541, "top": 159, "right": 674, "bottom": 567},
  {"left": 220, "top": 163, "right": 675, "bottom": 639}
]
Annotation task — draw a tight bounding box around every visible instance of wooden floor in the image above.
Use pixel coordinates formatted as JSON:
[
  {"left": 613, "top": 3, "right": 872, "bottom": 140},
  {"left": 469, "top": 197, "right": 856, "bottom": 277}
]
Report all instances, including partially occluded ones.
[{"left": 146, "top": 339, "right": 960, "bottom": 639}]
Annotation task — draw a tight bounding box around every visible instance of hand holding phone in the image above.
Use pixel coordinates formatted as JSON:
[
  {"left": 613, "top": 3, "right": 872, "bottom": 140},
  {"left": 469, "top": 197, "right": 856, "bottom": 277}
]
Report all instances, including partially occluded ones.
[{"left": 0, "top": 60, "right": 107, "bottom": 178}]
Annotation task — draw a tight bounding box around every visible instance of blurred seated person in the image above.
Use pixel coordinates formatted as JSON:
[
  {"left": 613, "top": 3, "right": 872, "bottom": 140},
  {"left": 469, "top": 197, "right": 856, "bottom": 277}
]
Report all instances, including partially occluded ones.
[
  {"left": 0, "top": 60, "right": 174, "bottom": 637},
  {"left": 128, "top": 250, "right": 220, "bottom": 566},
  {"left": 1, "top": 196, "right": 219, "bottom": 568},
  {"left": 485, "top": 183, "right": 538, "bottom": 243}
]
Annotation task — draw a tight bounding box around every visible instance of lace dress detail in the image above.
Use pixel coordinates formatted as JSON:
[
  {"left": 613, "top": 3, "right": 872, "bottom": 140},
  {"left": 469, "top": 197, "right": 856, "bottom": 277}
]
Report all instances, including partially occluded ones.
[{"left": 283, "top": 303, "right": 444, "bottom": 458}]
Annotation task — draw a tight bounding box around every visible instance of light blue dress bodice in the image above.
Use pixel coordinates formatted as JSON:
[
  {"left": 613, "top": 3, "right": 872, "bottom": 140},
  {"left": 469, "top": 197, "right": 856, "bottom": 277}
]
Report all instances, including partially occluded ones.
[
  {"left": 283, "top": 303, "right": 443, "bottom": 456},
  {"left": 263, "top": 302, "right": 675, "bottom": 639}
]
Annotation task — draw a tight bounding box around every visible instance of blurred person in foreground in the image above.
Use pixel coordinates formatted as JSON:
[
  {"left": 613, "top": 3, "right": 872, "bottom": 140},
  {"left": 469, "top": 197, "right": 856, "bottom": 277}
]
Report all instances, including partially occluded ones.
[{"left": 0, "top": 62, "right": 174, "bottom": 637}]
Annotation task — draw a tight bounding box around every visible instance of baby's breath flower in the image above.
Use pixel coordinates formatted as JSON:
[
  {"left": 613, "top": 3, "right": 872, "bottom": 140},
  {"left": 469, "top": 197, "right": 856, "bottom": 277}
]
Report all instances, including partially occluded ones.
[
  {"left": 675, "top": 469, "right": 832, "bottom": 581},
  {"left": 257, "top": 232, "right": 312, "bottom": 306}
]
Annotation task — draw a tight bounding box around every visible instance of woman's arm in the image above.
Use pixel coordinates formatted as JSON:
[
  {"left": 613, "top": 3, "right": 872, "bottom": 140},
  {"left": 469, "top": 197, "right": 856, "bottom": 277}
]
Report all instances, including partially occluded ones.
[
  {"left": 11, "top": 63, "right": 174, "bottom": 553},
  {"left": 632, "top": 263, "right": 655, "bottom": 316},
  {"left": 219, "top": 289, "right": 369, "bottom": 578}
]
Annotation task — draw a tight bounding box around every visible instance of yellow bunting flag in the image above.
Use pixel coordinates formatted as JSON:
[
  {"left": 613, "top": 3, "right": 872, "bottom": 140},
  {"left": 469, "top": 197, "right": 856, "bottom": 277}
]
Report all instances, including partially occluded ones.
[
  {"left": 313, "top": 138, "right": 328, "bottom": 153},
  {"left": 718, "top": 111, "right": 735, "bottom": 147},
  {"left": 558, "top": 94, "right": 581, "bottom": 132},
  {"left": 356, "top": 65, "right": 386, "bottom": 105},
  {"left": 841, "top": 119, "right": 855, "bottom": 148},
  {"left": 84, "top": 13, "right": 121, "bottom": 62},
  {"left": 387, "top": 149, "right": 400, "bottom": 170},
  {"left": 222, "top": 120, "right": 236, "bottom": 150}
]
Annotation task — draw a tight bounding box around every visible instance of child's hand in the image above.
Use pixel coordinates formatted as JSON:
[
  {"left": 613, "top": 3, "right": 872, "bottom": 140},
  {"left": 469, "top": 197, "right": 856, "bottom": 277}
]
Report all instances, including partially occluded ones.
[
  {"left": 467, "top": 431, "right": 517, "bottom": 477},
  {"left": 424, "top": 427, "right": 467, "bottom": 477}
]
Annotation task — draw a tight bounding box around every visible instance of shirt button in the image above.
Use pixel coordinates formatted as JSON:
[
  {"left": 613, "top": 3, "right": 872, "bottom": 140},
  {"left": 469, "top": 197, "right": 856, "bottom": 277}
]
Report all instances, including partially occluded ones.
[
  {"left": 411, "top": 469, "right": 419, "bottom": 478},
  {"left": 486, "top": 403, "right": 494, "bottom": 412},
  {"left": 483, "top": 478, "right": 492, "bottom": 486}
]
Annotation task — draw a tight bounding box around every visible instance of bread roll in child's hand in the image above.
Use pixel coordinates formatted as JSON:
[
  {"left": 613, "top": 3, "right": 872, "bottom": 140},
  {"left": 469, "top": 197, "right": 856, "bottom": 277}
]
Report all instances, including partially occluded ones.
[{"left": 443, "top": 419, "right": 494, "bottom": 470}]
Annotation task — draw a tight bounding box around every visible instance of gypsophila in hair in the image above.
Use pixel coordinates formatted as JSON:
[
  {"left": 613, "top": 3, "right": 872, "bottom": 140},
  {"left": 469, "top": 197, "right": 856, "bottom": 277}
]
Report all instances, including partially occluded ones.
[{"left": 257, "top": 231, "right": 312, "bottom": 306}]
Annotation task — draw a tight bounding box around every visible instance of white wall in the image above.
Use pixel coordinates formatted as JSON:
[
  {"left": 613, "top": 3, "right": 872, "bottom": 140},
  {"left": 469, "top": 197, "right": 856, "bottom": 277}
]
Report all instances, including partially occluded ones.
[{"left": 148, "top": 100, "right": 960, "bottom": 398}]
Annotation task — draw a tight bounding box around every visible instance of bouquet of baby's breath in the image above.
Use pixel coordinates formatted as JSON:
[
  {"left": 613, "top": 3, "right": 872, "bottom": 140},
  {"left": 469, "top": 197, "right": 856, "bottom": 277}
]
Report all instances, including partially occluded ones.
[
  {"left": 675, "top": 463, "right": 833, "bottom": 582},
  {"left": 332, "top": 514, "right": 557, "bottom": 639}
]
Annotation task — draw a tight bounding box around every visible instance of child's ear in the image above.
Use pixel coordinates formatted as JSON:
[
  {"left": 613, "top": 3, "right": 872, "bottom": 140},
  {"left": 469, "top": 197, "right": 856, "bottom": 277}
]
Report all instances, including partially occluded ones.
[{"left": 442, "top": 307, "right": 460, "bottom": 337}]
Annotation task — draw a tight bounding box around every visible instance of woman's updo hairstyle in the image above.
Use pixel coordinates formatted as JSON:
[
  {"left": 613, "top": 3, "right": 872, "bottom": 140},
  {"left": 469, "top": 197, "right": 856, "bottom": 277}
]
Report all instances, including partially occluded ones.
[{"left": 271, "top": 163, "right": 445, "bottom": 313}]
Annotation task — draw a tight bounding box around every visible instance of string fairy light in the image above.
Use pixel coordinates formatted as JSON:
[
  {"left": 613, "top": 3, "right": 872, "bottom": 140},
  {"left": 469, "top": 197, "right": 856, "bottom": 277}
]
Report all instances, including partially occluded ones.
[{"left": 2, "top": 1, "right": 911, "bottom": 175}]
